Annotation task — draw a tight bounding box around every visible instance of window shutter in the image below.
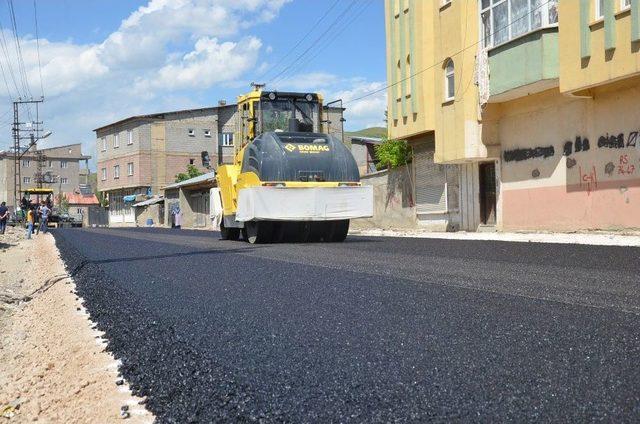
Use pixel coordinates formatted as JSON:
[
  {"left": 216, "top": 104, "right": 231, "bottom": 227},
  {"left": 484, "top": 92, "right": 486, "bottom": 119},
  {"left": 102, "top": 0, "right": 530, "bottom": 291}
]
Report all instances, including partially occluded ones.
[{"left": 413, "top": 144, "right": 447, "bottom": 214}]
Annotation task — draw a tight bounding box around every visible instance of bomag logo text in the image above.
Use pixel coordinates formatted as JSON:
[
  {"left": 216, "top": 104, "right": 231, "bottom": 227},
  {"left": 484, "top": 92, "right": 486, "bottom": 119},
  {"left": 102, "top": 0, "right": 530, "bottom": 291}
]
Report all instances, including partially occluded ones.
[
  {"left": 284, "top": 143, "right": 330, "bottom": 154},
  {"left": 296, "top": 144, "right": 330, "bottom": 154}
]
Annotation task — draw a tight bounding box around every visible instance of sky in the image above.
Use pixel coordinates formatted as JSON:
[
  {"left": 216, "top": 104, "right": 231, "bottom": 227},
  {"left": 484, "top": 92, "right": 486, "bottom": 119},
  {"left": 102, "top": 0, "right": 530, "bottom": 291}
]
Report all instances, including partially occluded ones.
[{"left": 0, "top": 0, "right": 387, "bottom": 168}]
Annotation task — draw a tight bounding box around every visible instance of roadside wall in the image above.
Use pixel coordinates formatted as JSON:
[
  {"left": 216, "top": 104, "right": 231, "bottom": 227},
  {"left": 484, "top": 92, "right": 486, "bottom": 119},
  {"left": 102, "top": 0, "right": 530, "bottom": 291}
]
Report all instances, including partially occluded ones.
[
  {"left": 135, "top": 204, "right": 163, "bottom": 227},
  {"left": 499, "top": 82, "right": 640, "bottom": 231},
  {"left": 352, "top": 165, "right": 417, "bottom": 229}
]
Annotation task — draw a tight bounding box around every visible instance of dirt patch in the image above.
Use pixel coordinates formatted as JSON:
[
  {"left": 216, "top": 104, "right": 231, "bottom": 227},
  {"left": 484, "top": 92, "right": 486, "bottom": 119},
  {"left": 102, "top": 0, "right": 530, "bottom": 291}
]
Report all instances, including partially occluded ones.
[{"left": 0, "top": 227, "right": 154, "bottom": 423}]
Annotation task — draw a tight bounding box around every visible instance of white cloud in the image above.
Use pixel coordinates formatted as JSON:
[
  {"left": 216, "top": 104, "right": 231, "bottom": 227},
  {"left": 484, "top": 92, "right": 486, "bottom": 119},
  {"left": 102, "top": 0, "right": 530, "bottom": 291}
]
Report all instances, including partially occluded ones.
[
  {"left": 272, "top": 73, "right": 387, "bottom": 130},
  {"left": 0, "top": 0, "right": 291, "bottom": 165},
  {"left": 146, "top": 36, "right": 262, "bottom": 91},
  {"left": 0, "top": 0, "right": 386, "bottom": 170}
]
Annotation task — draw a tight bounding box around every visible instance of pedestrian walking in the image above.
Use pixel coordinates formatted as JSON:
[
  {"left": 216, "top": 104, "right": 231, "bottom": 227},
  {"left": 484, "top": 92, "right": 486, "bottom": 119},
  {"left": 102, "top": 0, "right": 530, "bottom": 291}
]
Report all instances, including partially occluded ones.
[
  {"left": 0, "top": 201, "right": 8, "bottom": 235},
  {"left": 25, "top": 207, "right": 34, "bottom": 239},
  {"left": 39, "top": 201, "right": 50, "bottom": 234}
]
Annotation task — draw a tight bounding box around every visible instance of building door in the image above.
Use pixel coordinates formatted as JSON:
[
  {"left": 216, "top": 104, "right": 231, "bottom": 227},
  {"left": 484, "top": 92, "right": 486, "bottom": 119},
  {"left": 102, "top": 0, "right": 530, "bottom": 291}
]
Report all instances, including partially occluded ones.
[{"left": 479, "top": 162, "right": 496, "bottom": 225}]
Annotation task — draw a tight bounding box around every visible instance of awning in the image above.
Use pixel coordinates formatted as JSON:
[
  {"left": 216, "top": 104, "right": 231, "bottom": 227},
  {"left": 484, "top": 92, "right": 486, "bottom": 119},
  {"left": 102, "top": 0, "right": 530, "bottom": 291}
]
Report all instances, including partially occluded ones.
[
  {"left": 123, "top": 195, "right": 137, "bottom": 202},
  {"left": 133, "top": 197, "right": 164, "bottom": 207}
]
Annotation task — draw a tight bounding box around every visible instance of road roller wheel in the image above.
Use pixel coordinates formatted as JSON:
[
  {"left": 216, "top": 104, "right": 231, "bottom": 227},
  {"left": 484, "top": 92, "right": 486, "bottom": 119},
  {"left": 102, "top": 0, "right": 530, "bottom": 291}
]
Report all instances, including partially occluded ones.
[
  {"left": 327, "top": 220, "right": 349, "bottom": 242},
  {"left": 245, "top": 221, "right": 274, "bottom": 244},
  {"left": 220, "top": 221, "right": 240, "bottom": 241}
]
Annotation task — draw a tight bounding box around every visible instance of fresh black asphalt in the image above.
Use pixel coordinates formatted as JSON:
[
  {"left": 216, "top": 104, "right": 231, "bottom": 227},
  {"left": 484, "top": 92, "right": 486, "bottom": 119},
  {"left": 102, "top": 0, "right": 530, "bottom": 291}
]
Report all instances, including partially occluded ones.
[{"left": 53, "top": 228, "right": 640, "bottom": 422}]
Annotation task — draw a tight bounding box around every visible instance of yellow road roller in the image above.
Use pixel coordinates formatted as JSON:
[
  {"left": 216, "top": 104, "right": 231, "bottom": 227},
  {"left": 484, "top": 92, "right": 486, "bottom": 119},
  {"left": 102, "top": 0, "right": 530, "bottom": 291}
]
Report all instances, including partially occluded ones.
[{"left": 215, "top": 88, "right": 373, "bottom": 243}]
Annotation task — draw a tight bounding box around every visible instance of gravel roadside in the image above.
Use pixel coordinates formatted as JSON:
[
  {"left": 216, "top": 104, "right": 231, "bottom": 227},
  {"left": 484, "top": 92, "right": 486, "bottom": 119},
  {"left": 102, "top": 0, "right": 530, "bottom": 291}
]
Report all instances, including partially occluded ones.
[{"left": 0, "top": 226, "right": 153, "bottom": 423}]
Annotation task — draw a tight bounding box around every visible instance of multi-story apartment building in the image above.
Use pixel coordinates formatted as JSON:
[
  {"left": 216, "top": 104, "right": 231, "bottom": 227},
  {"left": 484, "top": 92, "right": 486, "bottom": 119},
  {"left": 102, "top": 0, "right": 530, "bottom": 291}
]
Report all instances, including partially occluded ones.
[
  {"left": 0, "top": 143, "right": 90, "bottom": 210},
  {"left": 95, "top": 102, "right": 345, "bottom": 226},
  {"left": 95, "top": 106, "right": 237, "bottom": 225},
  {"left": 386, "top": 0, "right": 640, "bottom": 232}
]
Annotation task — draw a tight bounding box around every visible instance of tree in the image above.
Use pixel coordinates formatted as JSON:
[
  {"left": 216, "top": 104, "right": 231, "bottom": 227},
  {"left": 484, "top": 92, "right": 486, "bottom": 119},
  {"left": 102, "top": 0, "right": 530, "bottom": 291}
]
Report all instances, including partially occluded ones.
[
  {"left": 374, "top": 137, "right": 412, "bottom": 170},
  {"left": 57, "top": 193, "right": 70, "bottom": 213},
  {"left": 175, "top": 164, "right": 204, "bottom": 183}
]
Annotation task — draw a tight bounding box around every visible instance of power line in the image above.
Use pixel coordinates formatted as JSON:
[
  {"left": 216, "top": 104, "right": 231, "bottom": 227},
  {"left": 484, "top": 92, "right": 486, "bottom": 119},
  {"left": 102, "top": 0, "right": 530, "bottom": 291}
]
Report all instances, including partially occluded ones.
[
  {"left": 344, "top": 0, "right": 552, "bottom": 106},
  {"left": 7, "top": 0, "right": 33, "bottom": 100},
  {"left": 0, "top": 16, "right": 22, "bottom": 99},
  {"left": 272, "top": 0, "right": 372, "bottom": 86},
  {"left": 267, "top": 0, "right": 360, "bottom": 85},
  {"left": 33, "top": 0, "right": 44, "bottom": 98},
  {"left": 262, "top": 0, "right": 341, "bottom": 81}
]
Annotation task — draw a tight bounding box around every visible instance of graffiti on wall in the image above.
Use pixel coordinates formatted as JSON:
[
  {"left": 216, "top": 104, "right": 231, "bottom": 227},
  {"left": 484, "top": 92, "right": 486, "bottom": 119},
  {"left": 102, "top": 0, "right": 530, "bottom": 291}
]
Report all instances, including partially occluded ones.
[
  {"left": 597, "top": 131, "right": 638, "bottom": 149},
  {"left": 502, "top": 129, "right": 640, "bottom": 195},
  {"left": 578, "top": 165, "right": 598, "bottom": 194},
  {"left": 503, "top": 146, "right": 555, "bottom": 162}
]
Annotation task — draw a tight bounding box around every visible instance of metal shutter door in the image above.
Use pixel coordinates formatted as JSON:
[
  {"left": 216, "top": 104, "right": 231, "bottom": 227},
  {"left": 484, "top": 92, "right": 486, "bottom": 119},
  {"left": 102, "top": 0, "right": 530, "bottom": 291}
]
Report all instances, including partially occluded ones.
[{"left": 413, "top": 144, "right": 447, "bottom": 214}]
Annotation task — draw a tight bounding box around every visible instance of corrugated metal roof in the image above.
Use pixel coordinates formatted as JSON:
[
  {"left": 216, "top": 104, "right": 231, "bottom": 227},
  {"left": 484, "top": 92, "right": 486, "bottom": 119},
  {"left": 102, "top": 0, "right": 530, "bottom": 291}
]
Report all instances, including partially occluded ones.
[
  {"left": 133, "top": 196, "right": 164, "bottom": 207},
  {"left": 162, "top": 171, "right": 217, "bottom": 190}
]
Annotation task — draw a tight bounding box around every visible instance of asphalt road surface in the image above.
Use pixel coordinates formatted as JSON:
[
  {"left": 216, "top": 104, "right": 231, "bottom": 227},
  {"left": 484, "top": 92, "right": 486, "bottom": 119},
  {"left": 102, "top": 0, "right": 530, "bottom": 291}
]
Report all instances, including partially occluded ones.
[{"left": 53, "top": 228, "right": 640, "bottom": 423}]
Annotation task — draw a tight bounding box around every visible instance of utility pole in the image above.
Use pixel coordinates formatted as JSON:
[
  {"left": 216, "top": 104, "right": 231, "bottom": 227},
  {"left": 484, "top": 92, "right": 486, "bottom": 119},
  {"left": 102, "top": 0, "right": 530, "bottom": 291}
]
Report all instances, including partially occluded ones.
[
  {"left": 34, "top": 142, "right": 47, "bottom": 188},
  {"left": 11, "top": 98, "right": 45, "bottom": 211}
]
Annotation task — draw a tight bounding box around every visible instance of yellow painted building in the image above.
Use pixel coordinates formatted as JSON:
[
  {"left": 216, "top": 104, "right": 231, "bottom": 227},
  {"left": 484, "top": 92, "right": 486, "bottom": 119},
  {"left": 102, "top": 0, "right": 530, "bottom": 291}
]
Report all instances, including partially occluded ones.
[{"left": 386, "top": 0, "right": 640, "bottom": 231}]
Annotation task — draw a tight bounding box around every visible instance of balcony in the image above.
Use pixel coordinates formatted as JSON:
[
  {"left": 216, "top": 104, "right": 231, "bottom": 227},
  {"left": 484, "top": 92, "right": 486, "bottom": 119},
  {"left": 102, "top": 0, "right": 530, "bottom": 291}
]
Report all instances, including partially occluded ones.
[
  {"left": 479, "top": 0, "right": 559, "bottom": 102},
  {"left": 487, "top": 26, "right": 559, "bottom": 102}
]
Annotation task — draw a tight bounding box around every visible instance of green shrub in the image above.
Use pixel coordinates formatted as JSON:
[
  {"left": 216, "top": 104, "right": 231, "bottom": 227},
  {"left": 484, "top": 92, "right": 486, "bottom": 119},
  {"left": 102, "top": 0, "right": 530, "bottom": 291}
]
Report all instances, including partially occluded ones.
[
  {"left": 175, "top": 164, "right": 204, "bottom": 183},
  {"left": 374, "top": 137, "right": 412, "bottom": 169}
]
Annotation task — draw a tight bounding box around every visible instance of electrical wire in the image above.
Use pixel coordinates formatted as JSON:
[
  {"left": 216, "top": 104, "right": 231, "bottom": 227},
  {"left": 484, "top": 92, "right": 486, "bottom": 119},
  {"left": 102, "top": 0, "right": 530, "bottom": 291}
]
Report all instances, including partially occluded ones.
[
  {"left": 262, "top": 0, "right": 341, "bottom": 81},
  {"left": 0, "top": 16, "right": 22, "bottom": 99},
  {"left": 7, "top": 0, "right": 32, "bottom": 100},
  {"left": 271, "top": 0, "right": 373, "bottom": 86},
  {"left": 267, "top": 0, "right": 360, "bottom": 85},
  {"left": 344, "top": 0, "right": 552, "bottom": 106},
  {"left": 33, "top": 0, "right": 43, "bottom": 98}
]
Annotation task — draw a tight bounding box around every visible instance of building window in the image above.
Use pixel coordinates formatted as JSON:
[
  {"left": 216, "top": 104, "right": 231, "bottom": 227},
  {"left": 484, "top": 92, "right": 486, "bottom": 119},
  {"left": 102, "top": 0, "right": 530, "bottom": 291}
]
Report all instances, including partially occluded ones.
[
  {"left": 114, "top": 133, "right": 120, "bottom": 148},
  {"left": 114, "top": 165, "right": 120, "bottom": 179},
  {"left": 77, "top": 208, "right": 82, "bottom": 214},
  {"left": 188, "top": 129, "right": 195, "bottom": 137},
  {"left": 480, "top": 0, "right": 558, "bottom": 48},
  {"left": 621, "top": 0, "right": 631, "bottom": 10},
  {"left": 23, "top": 176, "right": 30, "bottom": 184},
  {"left": 101, "top": 137, "right": 106, "bottom": 151},
  {"left": 127, "top": 130, "right": 133, "bottom": 145},
  {"left": 101, "top": 168, "right": 107, "bottom": 181},
  {"left": 127, "top": 162, "right": 134, "bottom": 176},
  {"left": 60, "top": 177, "right": 68, "bottom": 184},
  {"left": 189, "top": 158, "right": 195, "bottom": 165},
  {"left": 220, "top": 132, "right": 234, "bottom": 147},
  {"left": 444, "top": 59, "right": 455, "bottom": 101},
  {"left": 204, "top": 129, "right": 211, "bottom": 137},
  {"left": 60, "top": 160, "right": 68, "bottom": 169},
  {"left": 595, "top": 0, "right": 604, "bottom": 18},
  {"left": 22, "top": 159, "right": 30, "bottom": 167},
  {"left": 48, "top": 160, "right": 53, "bottom": 167}
]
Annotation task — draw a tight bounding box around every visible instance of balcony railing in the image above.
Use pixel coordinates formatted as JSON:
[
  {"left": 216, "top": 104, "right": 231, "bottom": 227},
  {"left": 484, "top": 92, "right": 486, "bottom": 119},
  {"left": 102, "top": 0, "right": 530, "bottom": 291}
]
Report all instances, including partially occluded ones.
[{"left": 480, "top": 0, "right": 559, "bottom": 48}]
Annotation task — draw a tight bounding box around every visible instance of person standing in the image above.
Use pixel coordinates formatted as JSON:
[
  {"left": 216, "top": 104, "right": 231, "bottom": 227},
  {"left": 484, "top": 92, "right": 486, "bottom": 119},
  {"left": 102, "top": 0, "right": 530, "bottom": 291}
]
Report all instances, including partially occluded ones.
[
  {"left": 35, "top": 203, "right": 42, "bottom": 234},
  {"left": 39, "top": 201, "right": 50, "bottom": 234},
  {"left": 173, "top": 207, "right": 182, "bottom": 229},
  {"left": 25, "top": 207, "right": 34, "bottom": 239},
  {"left": 0, "top": 201, "right": 8, "bottom": 235}
]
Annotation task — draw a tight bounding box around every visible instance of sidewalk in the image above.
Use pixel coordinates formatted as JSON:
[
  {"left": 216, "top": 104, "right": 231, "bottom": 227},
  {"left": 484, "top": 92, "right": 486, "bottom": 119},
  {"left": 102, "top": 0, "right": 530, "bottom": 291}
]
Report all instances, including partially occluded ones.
[
  {"left": 350, "top": 228, "right": 640, "bottom": 247},
  {"left": 0, "top": 226, "right": 152, "bottom": 422}
]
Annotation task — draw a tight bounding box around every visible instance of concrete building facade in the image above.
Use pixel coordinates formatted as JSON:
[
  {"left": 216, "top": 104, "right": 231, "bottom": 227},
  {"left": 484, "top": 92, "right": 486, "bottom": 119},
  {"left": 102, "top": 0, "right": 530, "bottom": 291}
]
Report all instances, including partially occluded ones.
[
  {"left": 95, "top": 106, "right": 237, "bottom": 225},
  {"left": 386, "top": 0, "right": 640, "bottom": 232},
  {"left": 0, "top": 143, "right": 90, "bottom": 210}
]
